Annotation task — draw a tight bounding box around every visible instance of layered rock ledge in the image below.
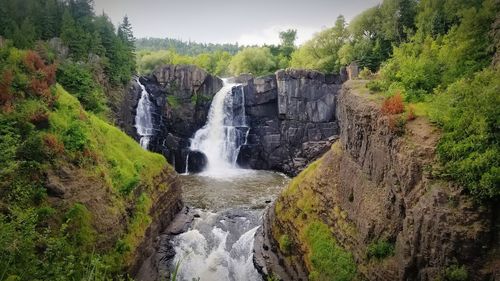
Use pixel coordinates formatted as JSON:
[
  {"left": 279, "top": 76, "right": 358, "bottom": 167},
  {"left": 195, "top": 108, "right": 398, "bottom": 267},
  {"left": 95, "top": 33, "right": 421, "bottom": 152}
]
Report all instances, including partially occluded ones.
[{"left": 255, "top": 80, "right": 499, "bottom": 280}]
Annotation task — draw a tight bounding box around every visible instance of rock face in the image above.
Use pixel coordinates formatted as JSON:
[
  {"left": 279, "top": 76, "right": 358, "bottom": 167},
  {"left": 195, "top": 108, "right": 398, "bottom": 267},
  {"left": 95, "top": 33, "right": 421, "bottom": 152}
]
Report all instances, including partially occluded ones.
[
  {"left": 238, "top": 69, "right": 344, "bottom": 176},
  {"left": 124, "top": 66, "right": 344, "bottom": 176},
  {"left": 129, "top": 168, "right": 182, "bottom": 279},
  {"left": 123, "top": 65, "right": 223, "bottom": 173},
  {"left": 256, "top": 81, "right": 499, "bottom": 280}
]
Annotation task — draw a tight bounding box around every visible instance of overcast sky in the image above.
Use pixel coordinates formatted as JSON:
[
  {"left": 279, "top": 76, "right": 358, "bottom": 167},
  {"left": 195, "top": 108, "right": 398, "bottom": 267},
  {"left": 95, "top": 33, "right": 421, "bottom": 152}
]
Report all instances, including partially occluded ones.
[{"left": 94, "top": 0, "right": 381, "bottom": 45}]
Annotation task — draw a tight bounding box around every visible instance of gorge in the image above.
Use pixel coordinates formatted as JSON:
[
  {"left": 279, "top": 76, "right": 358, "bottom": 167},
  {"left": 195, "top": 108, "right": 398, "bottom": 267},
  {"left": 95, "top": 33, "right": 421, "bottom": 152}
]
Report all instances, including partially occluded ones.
[
  {"left": 125, "top": 65, "right": 498, "bottom": 281},
  {"left": 1, "top": 0, "right": 498, "bottom": 280}
]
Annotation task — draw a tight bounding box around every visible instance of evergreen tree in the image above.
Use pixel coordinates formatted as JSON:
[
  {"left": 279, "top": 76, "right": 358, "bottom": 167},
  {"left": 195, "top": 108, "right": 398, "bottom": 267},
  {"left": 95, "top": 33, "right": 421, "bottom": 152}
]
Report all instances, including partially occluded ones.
[
  {"left": 68, "top": 0, "right": 93, "bottom": 26},
  {"left": 118, "top": 15, "right": 135, "bottom": 50},
  {"left": 12, "top": 18, "right": 36, "bottom": 49},
  {"left": 61, "top": 9, "right": 88, "bottom": 60},
  {"left": 41, "top": 0, "right": 61, "bottom": 40}
]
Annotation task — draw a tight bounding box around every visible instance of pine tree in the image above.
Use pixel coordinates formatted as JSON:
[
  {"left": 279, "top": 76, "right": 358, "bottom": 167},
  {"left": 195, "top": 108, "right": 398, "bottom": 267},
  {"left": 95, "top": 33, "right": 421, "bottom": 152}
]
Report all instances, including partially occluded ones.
[
  {"left": 41, "top": 0, "right": 60, "bottom": 40},
  {"left": 13, "top": 18, "right": 36, "bottom": 49},
  {"left": 61, "top": 9, "right": 88, "bottom": 60},
  {"left": 118, "top": 16, "right": 135, "bottom": 50}
]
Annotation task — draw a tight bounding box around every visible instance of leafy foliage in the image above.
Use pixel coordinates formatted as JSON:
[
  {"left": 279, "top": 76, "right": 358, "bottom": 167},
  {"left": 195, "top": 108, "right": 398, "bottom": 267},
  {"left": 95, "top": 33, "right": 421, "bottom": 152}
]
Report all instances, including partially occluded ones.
[
  {"left": 430, "top": 69, "right": 500, "bottom": 200},
  {"left": 290, "top": 16, "right": 349, "bottom": 73},
  {"left": 0, "top": 47, "right": 167, "bottom": 280},
  {"left": 366, "top": 240, "right": 395, "bottom": 260},
  {"left": 228, "top": 47, "right": 278, "bottom": 77},
  {"left": 57, "top": 62, "right": 107, "bottom": 114},
  {"left": 443, "top": 264, "right": 468, "bottom": 281}
]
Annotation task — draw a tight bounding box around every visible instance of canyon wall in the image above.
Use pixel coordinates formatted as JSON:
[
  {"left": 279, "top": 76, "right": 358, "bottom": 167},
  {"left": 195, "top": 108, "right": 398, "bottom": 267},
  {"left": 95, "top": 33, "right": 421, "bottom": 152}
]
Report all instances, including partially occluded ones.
[
  {"left": 123, "top": 65, "right": 346, "bottom": 176},
  {"left": 255, "top": 81, "right": 499, "bottom": 280},
  {"left": 121, "top": 65, "right": 223, "bottom": 172},
  {"left": 237, "top": 69, "right": 345, "bottom": 175}
]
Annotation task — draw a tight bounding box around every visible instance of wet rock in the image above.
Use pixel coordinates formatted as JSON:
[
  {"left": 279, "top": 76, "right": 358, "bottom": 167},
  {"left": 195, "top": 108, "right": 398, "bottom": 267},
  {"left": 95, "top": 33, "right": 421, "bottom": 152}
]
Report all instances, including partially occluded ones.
[
  {"left": 240, "top": 70, "right": 345, "bottom": 176},
  {"left": 123, "top": 65, "right": 223, "bottom": 173},
  {"left": 187, "top": 150, "right": 207, "bottom": 173}
]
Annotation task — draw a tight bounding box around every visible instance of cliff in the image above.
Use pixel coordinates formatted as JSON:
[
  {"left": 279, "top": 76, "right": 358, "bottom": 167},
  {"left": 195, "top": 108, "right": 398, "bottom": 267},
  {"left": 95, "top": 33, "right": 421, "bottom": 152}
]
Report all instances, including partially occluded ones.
[
  {"left": 124, "top": 66, "right": 345, "bottom": 176},
  {"left": 255, "top": 81, "right": 499, "bottom": 280},
  {"left": 121, "top": 65, "right": 222, "bottom": 173},
  {"left": 237, "top": 70, "right": 345, "bottom": 176}
]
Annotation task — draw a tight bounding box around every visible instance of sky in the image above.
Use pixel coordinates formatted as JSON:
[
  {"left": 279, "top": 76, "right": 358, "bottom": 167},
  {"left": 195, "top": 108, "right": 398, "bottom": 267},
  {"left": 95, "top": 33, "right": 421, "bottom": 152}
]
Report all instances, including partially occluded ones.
[{"left": 94, "top": 0, "right": 381, "bottom": 45}]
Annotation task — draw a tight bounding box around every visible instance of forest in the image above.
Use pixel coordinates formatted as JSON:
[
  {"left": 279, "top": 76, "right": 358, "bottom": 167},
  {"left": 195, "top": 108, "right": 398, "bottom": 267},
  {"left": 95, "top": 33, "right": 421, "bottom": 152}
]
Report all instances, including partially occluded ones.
[{"left": 0, "top": 0, "right": 498, "bottom": 280}]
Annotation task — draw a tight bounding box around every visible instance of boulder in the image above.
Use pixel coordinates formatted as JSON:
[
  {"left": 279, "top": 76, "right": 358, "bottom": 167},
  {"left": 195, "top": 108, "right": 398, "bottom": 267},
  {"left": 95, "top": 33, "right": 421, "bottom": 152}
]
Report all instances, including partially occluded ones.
[{"left": 187, "top": 151, "right": 208, "bottom": 173}]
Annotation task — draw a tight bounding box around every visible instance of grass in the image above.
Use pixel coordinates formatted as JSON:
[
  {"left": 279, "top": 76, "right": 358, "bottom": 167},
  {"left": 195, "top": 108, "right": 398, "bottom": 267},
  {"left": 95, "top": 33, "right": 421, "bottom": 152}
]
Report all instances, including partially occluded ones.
[
  {"left": 51, "top": 85, "right": 166, "bottom": 194},
  {"left": 274, "top": 144, "right": 358, "bottom": 281},
  {"left": 304, "top": 221, "right": 356, "bottom": 281},
  {"left": 50, "top": 86, "right": 169, "bottom": 266}
]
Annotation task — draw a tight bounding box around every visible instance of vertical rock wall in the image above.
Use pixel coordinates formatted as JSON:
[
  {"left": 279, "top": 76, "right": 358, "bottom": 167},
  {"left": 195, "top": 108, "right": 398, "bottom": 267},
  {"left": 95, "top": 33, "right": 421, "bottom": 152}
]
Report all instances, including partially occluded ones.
[
  {"left": 238, "top": 69, "right": 345, "bottom": 176},
  {"left": 123, "top": 66, "right": 345, "bottom": 176}
]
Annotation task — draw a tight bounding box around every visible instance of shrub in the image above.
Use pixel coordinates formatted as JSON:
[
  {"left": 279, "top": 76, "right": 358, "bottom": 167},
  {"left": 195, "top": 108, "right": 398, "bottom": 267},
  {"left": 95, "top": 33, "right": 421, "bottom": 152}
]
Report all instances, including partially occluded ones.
[
  {"left": 444, "top": 265, "right": 468, "bottom": 281},
  {"left": 381, "top": 93, "right": 405, "bottom": 115},
  {"left": 62, "top": 122, "right": 88, "bottom": 152},
  {"left": 167, "top": 95, "right": 181, "bottom": 109},
  {"left": 366, "top": 240, "right": 395, "bottom": 260},
  {"left": 388, "top": 116, "right": 406, "bottom": 136},
  {"left": 65, "top": 203, "right": 96, "bottom": 250},
  {"left": 366, "top": 80, "right": 385, "bottom": 93},
  {"left": 406, "top": 105, "right": 416, "bottom": 121},
  {"left": 57, "top": 62, "right": 107, "bottom": 114},
  {"left": 359, "top": 67, "right": 372, "bottom": 79},
  {"left": 0, "top": 70, "right": 14, "bottom": 112},
  {"left": 279, "top": 234, "right": 292, "bottom": 255},
  {"left": 43, "top": 133, "right": 65, "bottom": 156}
]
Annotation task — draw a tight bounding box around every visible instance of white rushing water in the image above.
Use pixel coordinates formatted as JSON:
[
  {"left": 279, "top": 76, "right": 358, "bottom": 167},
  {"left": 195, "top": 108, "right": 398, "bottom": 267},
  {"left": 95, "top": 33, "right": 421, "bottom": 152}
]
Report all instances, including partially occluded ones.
[
  {"left": 171, "top": 80, "right": 276, "bottom": 281},
  {"left": 172, "top": 211, "right": 262, "bottom": 281},
  {"left": 189, "top": 79, "right": 249, "bottom": 177},
  {"left": 135, "top": 80, "right": 154, "bottom": 149},
  {"left": 170, "top": 171, "right": 290, "bottom": 281}
]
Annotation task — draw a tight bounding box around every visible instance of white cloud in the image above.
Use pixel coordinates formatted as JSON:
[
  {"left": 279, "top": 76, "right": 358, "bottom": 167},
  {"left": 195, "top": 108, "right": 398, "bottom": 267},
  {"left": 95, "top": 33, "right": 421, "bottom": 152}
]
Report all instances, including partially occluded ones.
[{"left": 234, "top": 25, "right": 320, "bottom": 46}]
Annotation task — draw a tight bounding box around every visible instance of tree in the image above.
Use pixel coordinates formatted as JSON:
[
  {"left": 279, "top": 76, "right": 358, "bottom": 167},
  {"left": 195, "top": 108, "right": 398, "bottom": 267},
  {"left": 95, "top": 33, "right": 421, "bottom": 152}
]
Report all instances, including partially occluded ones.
[
  {"left": 228, "top": 47, "right": 277, "bottom": 76},
  {"left": 61, "top": 9, "right": 88, "bottom": 60},
  {"left": 290, "top": 15, "right": 348, "bottom": 73},
  {"left": 118, "top": 15, "right": 135, "bottom": 50},
  {"left": 279, "top": 29, "right": 297, "bottom": 58},
  {"left": 12, "top": 18, "right": 36, "bottom": 49},
  {"left": 41, "top": 0, "right": 61, "bottom": 40},
  {"left": 68, "top": 0, "right": 93, "bottom": 26}
]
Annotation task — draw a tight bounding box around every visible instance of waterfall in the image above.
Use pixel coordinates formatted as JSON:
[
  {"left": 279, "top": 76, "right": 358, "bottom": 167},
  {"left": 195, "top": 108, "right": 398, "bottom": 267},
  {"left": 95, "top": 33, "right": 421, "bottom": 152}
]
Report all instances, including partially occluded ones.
[
  {"left": 135, "top": 80, "right": 154, "bottom": 149},
  {"left": 189, "top": 80, "right": 248, "bottom": 176},
  {"left": 184, "top": 153, "right": 189, "bottom": 175},
  {"left": 171, "top": 211, "right": 261, "bottom": 281}
]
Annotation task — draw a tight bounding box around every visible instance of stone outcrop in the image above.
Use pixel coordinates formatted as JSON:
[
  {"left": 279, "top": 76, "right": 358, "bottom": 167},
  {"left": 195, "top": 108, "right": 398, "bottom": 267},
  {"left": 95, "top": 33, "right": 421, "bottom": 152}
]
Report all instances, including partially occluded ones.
[
  {"left": 129, "top": 167, "right": 183, "bottom": 279},
  {"left": 123, "top": 65, "right": 223, "bottom": 173},
  {"left": 124, "top": 66, "right": 344, "bottom": 176},
  {"left": 238, "top": 70, "right": 344, "bottom": 176},
  {"left": 256, "top": 81, "right": 499, "bottom": 280}
]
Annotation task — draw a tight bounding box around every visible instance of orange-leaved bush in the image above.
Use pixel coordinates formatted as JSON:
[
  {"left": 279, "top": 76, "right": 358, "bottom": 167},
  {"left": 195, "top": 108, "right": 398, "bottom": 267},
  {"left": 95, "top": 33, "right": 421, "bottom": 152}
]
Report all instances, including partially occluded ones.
[{"left": 381, "top": 93, "right": 404, "bottom": 115}]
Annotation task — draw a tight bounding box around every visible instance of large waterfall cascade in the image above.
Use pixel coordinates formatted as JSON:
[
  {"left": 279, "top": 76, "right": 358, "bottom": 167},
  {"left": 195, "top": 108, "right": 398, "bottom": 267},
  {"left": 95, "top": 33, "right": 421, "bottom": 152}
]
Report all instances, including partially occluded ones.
[
  {"left": 168, "top": 79, "right": 288, "bottom": 281},
  {"left": 135, "top": 80, "right": 155, "bottom": 149},
  {"left": 189, "top": 79, "right": 249, "bottom": 176}
]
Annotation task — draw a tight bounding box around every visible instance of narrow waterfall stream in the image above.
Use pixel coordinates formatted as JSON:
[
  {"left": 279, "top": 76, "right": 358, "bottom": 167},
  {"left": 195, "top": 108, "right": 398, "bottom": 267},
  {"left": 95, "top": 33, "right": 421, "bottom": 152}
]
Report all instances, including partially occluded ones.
[
  {"left": 169, "top": 81, "right": 289, "bottom": 281},
  {"left": 135, "top": 80, "right": 154, "bottom": 149}
]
